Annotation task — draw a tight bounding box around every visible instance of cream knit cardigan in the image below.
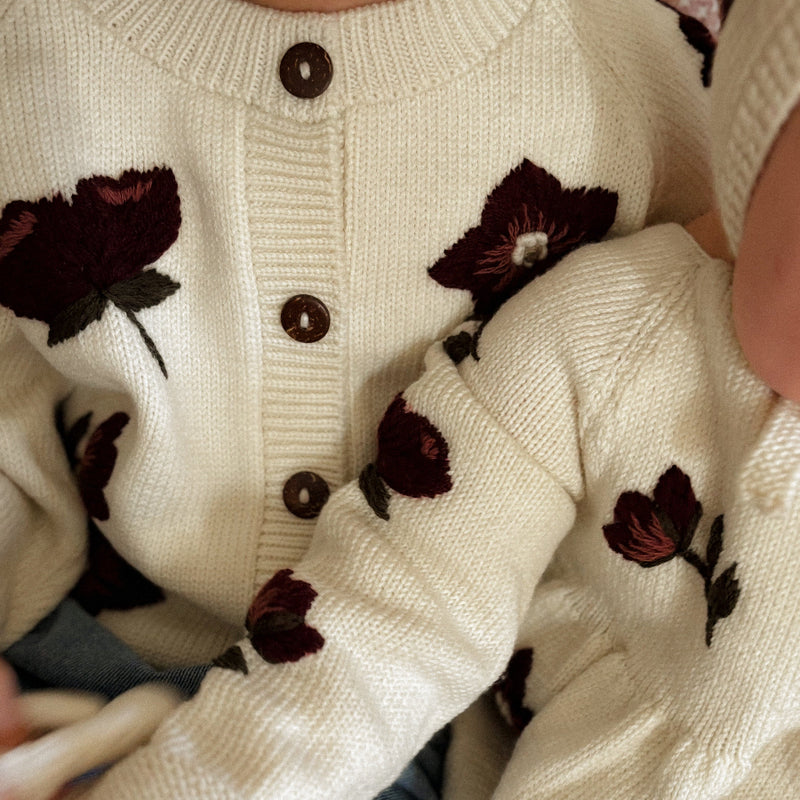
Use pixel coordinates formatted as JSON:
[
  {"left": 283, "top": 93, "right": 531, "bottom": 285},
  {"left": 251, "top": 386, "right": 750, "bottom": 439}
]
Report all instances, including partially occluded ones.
[
  {"left": 0, "top": 0, "right": 711, "bottom": 795},
  {"left": 93, "top": 222, "right": 800, "bottom": 799}
]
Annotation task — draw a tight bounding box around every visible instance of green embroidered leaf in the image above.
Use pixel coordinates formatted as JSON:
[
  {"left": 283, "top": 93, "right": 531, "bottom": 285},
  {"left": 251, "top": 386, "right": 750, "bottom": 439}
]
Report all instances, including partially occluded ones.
[
  {"left": 359, "top": 462, "right": 390, "bottom": 521},
  {"left": 706, "top": 562, "right": 740, "bottom": 646},
  {"left": 212, "top": 645, "right": 249, "bottom": 676},
  {"left": 105, "top": 269, "right": 180, "bottom": 313},
  {"left": 706, "top": 514, "right": 725, "bottom": 575},
  {"left": 47, "top": 292, "right": 108, "bottom": 345},
  {"left": 443, "top": 331, "right": 474, "bottom": 365}
]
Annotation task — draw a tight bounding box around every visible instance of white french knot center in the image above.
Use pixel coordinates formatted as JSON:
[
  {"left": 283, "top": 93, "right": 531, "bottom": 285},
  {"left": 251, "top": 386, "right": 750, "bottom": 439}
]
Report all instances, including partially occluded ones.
[{"left": 512, "top": 231, "right": 549, "bottom": 267}]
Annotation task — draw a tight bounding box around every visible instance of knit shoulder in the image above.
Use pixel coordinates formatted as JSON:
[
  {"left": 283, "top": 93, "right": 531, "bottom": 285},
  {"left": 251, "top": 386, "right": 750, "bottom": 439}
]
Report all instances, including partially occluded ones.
[
  {"left": 563, "top": 0, "right": 712, "bottom": 85},
  {"left": 460, "top": 224, "right": 709, "bottom": 459},
  {"left": 556, "top": 0, "right": 713, "bottom": 223}
]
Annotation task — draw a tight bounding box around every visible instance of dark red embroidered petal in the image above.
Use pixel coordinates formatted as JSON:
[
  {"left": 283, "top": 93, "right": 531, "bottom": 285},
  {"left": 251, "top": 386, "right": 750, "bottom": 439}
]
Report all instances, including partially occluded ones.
[
  {"left": 375, "top": 395, "right": 452, "bottom": 499},
  {"left": 76, "top": 412, "right": 130, "bottom": 521},
  {"left": 428, "top": 160, "right": 617, "bottom": 317},
  {"left": 655, "top": 0, "right": 716, "bottom": 86},
  {"left": 603, "top": 491, "right": 678, "bottom": 567},
  {"left": 70, "top": 521, "right": 165, "bottom": 616},
  {"left": 652, "top": 464, "right": 701, "bottom": 550},
  {"left": 493, "top": 648, "right": 534, "bottom": 733},
  {"left": 246, "top": 569, "right": 324, "bottom": 664},
  {"left": 247, "top": 569, "right": 318, "bottom": 631},
  {"left": 250, "top": 623, "right": 325, "bottom": 665},
  {"left": 0, "top": 197, "right": 94, "bottom": 322},
  {"left": 71, "top": 168, "right": 181, "bottom": 287},
  {"left": 679, "top": 15, "right": 715, "bottom": 86}
]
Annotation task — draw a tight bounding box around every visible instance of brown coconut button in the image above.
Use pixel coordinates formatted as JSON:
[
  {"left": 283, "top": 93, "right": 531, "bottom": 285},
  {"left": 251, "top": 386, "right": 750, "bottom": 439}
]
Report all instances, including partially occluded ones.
[
  {"left": 281, "top": 294, "right": 330, "bottom": 343},
  {"left": 283, "top": 472, "right": 330, "bottom": 519},
  {"left": 279, "top": 42, "right": 333, "bottom": 99}
]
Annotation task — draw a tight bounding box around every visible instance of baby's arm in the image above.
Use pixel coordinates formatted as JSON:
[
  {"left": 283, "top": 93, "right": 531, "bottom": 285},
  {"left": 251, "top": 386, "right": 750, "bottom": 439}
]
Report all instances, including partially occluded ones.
[
  {"left": 731, "top": 101, "right": 800, "bottom": 401},
  {"left": 68, "top": 268, "right": 589, "bottom": 799}
]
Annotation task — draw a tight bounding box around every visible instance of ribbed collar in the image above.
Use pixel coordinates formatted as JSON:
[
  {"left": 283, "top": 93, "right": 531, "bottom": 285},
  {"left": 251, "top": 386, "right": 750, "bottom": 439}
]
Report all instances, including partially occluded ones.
[{"left": 81, "top": 0, "right": 534, "bottom": 119}]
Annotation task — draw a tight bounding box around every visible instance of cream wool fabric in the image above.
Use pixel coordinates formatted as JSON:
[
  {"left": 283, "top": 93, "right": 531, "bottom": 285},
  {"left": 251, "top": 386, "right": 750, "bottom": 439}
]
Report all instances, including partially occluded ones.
[
  {"left": 0, "top": 0, "right": 709, "bottom": 663},
  {"left": 98, "top": 223, "right": 800, "bottom": 799},
  {"left": 0, "top": 0, "right": 715, "bottom": 796}
]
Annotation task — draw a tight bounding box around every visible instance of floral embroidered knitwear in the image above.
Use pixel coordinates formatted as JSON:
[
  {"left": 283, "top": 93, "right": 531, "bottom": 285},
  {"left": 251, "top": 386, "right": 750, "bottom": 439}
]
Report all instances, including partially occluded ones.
[{"left": 0, "top": 0, "right": 716, "bottom": 796}]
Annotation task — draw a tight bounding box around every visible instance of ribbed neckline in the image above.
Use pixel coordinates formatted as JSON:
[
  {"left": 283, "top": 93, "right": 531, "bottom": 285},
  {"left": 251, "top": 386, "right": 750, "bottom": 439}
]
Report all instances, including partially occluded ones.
[{"left": 80, "top": 0, "right": 534, "bottom": 118}]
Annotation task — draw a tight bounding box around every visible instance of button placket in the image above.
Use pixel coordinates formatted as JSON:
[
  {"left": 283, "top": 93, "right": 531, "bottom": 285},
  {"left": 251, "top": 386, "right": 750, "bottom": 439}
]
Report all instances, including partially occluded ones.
[
  {"left": 275, "top": 37, "right": 337, "bottom": 521},
  {"left": 248, "top": 28, "right": 345, "bottom": 583}
]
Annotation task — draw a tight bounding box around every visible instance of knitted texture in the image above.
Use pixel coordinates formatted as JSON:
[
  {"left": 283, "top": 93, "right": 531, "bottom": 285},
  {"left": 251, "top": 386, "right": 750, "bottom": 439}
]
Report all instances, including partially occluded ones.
[
  {"left": 711, "top": 0, "right": 800, "bottom": 254},
  {"left": 0, "top": 0, "right": 711, "bottom": 663},
  {"left": 0, "top": 0, "right": 715, "bottom": 796},
  {"left": 87, "top": 225, "right": 800, "bottom": 800}
]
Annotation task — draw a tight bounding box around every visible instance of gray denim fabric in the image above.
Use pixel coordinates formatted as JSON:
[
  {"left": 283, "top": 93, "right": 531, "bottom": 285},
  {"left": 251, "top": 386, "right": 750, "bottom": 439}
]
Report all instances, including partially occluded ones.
[{"left": 4, "top": 599, "right": 210, "bottom": 698}]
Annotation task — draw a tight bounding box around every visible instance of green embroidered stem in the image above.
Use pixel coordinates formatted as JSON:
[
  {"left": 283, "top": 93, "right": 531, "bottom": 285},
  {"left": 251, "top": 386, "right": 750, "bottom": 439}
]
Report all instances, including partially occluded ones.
[
  {"left": 122, "top": 306, "right": 168, "bottom": 378},
  {"left": 680, "top": 549, "right": 711, "bottom": 594}
]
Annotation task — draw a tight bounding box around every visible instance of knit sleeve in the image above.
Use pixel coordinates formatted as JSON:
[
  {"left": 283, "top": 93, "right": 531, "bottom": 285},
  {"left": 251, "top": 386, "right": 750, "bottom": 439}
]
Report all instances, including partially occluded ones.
[
  {"left": 78, "top": 281, "right": 585, "bottom": 799},
  {"left": 0, "top": 308, "right": 88, "bottom": 649}
]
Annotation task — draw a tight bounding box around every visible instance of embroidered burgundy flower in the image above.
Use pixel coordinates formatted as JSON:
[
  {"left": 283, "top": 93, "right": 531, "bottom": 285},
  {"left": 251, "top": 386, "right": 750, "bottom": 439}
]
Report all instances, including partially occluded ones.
[
  {"left": 493, "top": 648, "right": 534, "bottom": 733},
  {"left": 0, "top": 167, "right": 181, "bottom": 377},
  {"left": 70, "top": 520, "right": 165, "bottom": 616},
  {"left": 246, "top": 569, "right": 324, "bottom": 664},
  {"left": 75, "top": 411, "right": 130, "bottom": 521},
  {"left": 603, "top": 465, "right": 700, "bottom": 567},
  {"left": 428, "top": 160, "right": 617, "bottom": 317},
  {"left": 376, "top": 394, "right": 453, "bottom": 498},
  {"left": 360, "top": 395, "right": 453, "bottom": 519},
  {"left": 56, "top": 404, "right": 166, "bottom": 615},
  {"left": 604, "top": 465, "right": 740, "bottom": 645}
]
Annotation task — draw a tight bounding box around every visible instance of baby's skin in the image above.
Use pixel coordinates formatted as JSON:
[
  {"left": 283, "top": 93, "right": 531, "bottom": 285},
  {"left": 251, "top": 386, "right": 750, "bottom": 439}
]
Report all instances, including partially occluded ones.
[
  {"left": 0, "top": 661, "right": 26, "bottom": 800},
  {"left": 732, "top": 102, "right": 800, "bottom": 402},
  {"left": 0, "top": 661, "right": 26, "bottom": 754}
]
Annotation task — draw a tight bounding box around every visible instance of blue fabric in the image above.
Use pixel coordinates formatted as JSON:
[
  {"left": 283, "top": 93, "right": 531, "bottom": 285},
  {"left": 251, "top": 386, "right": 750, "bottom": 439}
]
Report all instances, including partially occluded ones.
[
  {"left": 4, "top": 599, "right": 209, "bottom": 698},
  {"left": 4, "top": 599, "right": 449, "bottom": 799},
  {"left": 375, "top": 726, "right": 451, "bottom": 800}
]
